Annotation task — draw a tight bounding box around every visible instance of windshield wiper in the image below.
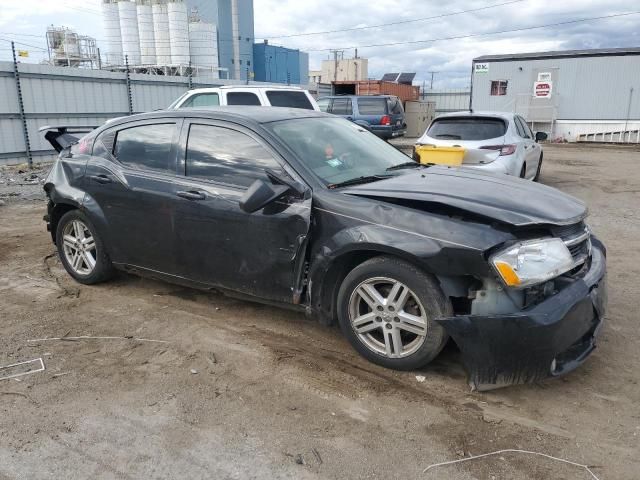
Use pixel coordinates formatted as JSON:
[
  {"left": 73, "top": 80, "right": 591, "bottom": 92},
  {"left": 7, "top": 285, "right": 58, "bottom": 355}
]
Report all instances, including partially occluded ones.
[
  {"left": 386, "top": 161, "right": 422, "bottom": 171},
  {"left": 435, "top": 134, "right": 462, "bottom": 139},
  {"left": 327, "top": 175, "right": 392, "bottom": 189}
]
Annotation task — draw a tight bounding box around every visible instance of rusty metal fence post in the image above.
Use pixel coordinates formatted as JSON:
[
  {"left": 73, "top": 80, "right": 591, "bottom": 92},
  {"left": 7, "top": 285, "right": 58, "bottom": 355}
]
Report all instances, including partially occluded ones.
[
  {"left": 11, "top": 41, "right": 33, "bottom": 167},
  {"left": 125, "top": 55, "right": 133, "bottom": 115}
]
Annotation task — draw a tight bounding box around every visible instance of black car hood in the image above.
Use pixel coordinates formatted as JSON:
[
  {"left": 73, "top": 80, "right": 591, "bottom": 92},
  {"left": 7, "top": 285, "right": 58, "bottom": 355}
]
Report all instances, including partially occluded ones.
[{"left": 342, "top": 166, "right": 587, "bottom": 227}]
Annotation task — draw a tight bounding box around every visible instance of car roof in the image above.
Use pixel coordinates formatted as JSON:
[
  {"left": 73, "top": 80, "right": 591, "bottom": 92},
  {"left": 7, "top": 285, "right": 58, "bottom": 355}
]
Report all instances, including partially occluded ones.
[
  {"left": 105, "top": 107, "right": 329, "bottom": 128},
  {"left": 187, "top": 85, "right": 305, "bottom": 93},
  {"left": 435, "top": 110, "right": 514, "bottom": 121}
]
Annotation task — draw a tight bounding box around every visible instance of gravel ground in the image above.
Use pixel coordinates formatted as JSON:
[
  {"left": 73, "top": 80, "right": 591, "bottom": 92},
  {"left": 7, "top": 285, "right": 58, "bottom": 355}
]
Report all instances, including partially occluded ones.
[{"left": 0, "top": 144, "right": 639, "bottom": 479}]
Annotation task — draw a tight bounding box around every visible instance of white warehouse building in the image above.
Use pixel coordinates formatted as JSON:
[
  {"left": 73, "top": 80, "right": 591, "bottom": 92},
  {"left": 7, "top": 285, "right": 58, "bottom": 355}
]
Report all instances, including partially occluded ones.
[
  {"left": 470, "top": 47, "right": 640, "bottom": 143},
  {"left": 101, "top": 0, "right": 219, "bottom": 77}
]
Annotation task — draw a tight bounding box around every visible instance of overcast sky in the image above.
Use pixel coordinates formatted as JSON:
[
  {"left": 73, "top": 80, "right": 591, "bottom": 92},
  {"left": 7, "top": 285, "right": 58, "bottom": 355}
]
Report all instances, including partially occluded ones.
[{"left": 0, "top": 0, "right": 638, "bottom": 87}]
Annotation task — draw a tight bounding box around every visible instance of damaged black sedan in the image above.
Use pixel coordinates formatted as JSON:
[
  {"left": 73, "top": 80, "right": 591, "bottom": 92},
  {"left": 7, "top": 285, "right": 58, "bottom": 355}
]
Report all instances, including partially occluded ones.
[{"left": 42, "top": 108, "right": 607, "bottom": 390}]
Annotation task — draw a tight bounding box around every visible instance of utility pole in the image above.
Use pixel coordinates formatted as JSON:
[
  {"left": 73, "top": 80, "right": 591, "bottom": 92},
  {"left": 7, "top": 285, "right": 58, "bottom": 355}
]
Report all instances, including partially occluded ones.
[
  {"left": 330, "top": 49, "right": 344, "bottom": 83},
  {"left": 428, "top": 71, "right": 439, "bottom": 89}
]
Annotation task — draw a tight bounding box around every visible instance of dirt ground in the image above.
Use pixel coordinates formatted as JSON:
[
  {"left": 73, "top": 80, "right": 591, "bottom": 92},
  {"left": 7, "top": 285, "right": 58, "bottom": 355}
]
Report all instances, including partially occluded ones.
[{"left": 1, "top": 144, "right": 639, "bottom": 479}]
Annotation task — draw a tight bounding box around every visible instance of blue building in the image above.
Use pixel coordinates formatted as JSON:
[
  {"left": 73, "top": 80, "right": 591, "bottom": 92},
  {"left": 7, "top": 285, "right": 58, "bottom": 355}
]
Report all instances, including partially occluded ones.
[
  {"left": 253, "top": 42, "right": 309, "bottom": 85},
  {"left": 185, "top": 0, "right": 254, "bottom": 80}
]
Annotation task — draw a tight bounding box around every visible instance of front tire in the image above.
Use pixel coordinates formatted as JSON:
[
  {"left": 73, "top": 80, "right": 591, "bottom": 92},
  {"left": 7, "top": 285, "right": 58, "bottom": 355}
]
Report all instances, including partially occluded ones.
[
  {"left": 337, "top": 256, "right": 451, "bottom": 371},
  {"left": 56, "top": 210, "right": 114, "bottom": 285}
]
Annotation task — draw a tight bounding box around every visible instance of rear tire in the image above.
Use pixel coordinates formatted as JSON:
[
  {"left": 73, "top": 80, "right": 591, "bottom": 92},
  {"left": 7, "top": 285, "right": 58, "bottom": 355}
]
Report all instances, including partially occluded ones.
[
  {"left": 337, "top": 256, "right": 451, "bottom": 371},
  {"left": 533, "top": 153, "right": 543, "bottom": 182},
  {"left": 56, "top": 210, "right": 115, "bottom": 285}
]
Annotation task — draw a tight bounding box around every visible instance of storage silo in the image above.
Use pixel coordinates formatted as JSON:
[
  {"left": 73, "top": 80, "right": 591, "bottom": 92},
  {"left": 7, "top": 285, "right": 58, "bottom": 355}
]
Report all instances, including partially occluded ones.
[
  {"left": 136, "top": 0, "right": 156, "bottom": 65},
  {"left": 188, "top": 21, "right": 218, "bottom": 77},
  {"left": 167, "top": 0, "right": 190, "bottom": 65},
  {"left": 101, "top": 0, "right": 123, "bottom": 65},
  {"left": 118, "top": 0, "right": 141, "bottom": 65},
  {"left": 152, "top": 1, "right": 171, "bottom": 65}
]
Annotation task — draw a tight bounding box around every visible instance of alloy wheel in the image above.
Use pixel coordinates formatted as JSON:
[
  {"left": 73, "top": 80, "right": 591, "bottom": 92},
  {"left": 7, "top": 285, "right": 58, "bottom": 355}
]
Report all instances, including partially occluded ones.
[
  {"left": 348, "top": 277, "right": 429, "bottom": 358},
  {"left": 62, "top": 220, "right": 97, "bottom": 275}
]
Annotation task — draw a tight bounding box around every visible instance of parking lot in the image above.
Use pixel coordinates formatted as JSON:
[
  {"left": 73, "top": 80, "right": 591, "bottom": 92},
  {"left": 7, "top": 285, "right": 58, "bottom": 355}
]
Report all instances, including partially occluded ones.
[{"left": 0, "top": 143, "right": 639, "bottom": 479}]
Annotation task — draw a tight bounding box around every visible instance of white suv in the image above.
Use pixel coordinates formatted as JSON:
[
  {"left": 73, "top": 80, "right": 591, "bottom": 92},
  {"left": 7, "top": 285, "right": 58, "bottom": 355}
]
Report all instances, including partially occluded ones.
[{"left": 168, "top": 85, "right": 320, "bottom": 111}]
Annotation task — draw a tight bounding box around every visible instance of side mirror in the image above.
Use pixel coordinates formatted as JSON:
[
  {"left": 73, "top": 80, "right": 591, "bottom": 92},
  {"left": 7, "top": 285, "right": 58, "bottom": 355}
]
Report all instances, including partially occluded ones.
[
  {"left": 535, "top": 131, "right": 548, "bottom": 142},
  {"left": 239, "top": 179, "right": 290, "bottom": 213}
]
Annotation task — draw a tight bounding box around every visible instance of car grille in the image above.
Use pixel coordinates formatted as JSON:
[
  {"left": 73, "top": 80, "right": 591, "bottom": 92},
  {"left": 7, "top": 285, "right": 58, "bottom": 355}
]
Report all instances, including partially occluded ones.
[{"left": 551, "top": 221, "right": 591, "bottom": 267}]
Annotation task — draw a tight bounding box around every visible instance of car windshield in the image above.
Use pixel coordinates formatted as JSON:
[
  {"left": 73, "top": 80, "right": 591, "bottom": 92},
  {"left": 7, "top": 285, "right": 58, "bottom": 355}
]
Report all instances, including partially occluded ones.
[
  {"left": 427, "top": 117, "right": 507, "bottom": 141},
  {"left": 267, "top": 117, "right": 415, "bottom": 187}
]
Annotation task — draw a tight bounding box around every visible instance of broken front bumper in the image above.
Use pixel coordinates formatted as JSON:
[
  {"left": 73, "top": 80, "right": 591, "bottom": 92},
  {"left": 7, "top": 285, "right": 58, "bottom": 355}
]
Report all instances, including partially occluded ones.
[{"left": 437, "top": 238, "right": 607, "bottom": 391}]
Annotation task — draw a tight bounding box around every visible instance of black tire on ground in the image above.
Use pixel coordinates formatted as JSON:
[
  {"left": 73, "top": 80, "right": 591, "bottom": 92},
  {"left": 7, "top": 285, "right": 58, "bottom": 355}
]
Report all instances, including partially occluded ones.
[
  {"left": 55, "top": 209, "right": 115, "bottom": 285},
  {"left": 336, "top": 256, "right": 451, "bottom": 371},
  {"left": 533, "top": 153, "right": 543, "bottom": 182},
  {"left": 520, "top": 163, "right": 527, "bottom": 179}
]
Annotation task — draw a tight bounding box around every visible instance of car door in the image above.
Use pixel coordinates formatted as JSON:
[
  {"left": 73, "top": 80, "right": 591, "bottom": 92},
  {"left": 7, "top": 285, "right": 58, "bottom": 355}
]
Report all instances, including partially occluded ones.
[
  {"left": 84, "top": 119, "right": 183, "bottom": 273},
  {"left": 515, "top": 116, "right": 539, "bottom": 177},
  {"left": 172, "top": 119, "right": 311, "bottom": 303}
]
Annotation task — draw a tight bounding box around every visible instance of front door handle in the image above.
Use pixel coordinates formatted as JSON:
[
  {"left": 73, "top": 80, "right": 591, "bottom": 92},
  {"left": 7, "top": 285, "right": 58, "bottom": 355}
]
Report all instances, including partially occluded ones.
[
  {"left": 177, "top": 190, "right": 206, "bottom": 201},
  {"left": 90, "top": 174, "right": 112, "bottom": 184}
]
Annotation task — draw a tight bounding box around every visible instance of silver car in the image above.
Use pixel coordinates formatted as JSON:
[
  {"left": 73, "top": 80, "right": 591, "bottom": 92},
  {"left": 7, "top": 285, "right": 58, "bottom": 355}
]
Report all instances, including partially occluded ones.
[{"left": 415, "top": 111, "right": 547, "bottom": 180}]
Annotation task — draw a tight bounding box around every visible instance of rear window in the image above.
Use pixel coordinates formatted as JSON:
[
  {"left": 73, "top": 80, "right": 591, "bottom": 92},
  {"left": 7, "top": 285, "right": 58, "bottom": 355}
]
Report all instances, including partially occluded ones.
[
  {"left": 357, "top": 98, "right": 387, "bottom": 115},
  {"left": 427, "top": 117, "right": 506, "bottom": 141},
  {"left": 266, "top": 91, "right": 314, "bottom": 110}
]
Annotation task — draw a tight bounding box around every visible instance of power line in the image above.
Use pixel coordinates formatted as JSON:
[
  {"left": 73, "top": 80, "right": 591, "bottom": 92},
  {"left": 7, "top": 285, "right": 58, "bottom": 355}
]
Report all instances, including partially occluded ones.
[
  {"left": 305, "top": 10, "right": 640, "bottom": 52},
  {"left": 258, "top": 0, "right": 527, "bottom": 39},
  {"left": 0, "top": 37, "right": 48, "bottom": 51}
]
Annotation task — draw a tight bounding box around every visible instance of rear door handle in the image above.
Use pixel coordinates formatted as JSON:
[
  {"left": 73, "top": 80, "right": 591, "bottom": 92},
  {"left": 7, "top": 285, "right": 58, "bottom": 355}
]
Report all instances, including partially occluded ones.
[
  {"left": 90, "top": 174, "right": 112, "bottom": 184},
  {"left": 177, "top": 190, "right": 206, "bottom": 201}
]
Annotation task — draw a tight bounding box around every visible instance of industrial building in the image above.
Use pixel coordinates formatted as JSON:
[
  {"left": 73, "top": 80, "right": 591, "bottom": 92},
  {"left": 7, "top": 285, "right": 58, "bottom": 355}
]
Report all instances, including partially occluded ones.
[
  {"left": 253, "top": 42, "right": 308, "bottom": 85},
  {"left": 184, "top": 0, "right": 254, "bottom": 80},
  {"left": 101, "top": 0, "right": 220, "bottom": 77},
  {"left": 471, "top": 47, "right": 640, "bottom": 142},
  {"left": 309, "top": 56, "right": 368, "bottom": 84}
]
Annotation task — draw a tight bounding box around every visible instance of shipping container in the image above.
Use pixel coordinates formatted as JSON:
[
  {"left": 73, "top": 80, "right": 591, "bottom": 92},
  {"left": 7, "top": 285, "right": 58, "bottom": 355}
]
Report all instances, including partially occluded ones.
[{"left": 332, "top": 81, "right": 420, "bottom": 103}]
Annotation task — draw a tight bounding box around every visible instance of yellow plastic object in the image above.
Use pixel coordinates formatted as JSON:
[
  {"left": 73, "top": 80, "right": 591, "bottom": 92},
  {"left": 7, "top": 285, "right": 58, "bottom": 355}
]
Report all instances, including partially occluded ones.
[
  {"left": 414, "top": 145, "right": 466, "bottom": 166},
  {"left": 494, "top": 261, "right": 521, "bottom": 287}
]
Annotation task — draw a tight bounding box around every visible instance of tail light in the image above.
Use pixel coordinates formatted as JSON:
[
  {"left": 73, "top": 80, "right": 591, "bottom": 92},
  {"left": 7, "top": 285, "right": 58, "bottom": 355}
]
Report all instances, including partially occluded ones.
[
  {"left": 480, "top": 144, "right": 516, "bottom": 156},
  {"left": 380, "top": 115, "right": 391, "bottom": 126}
]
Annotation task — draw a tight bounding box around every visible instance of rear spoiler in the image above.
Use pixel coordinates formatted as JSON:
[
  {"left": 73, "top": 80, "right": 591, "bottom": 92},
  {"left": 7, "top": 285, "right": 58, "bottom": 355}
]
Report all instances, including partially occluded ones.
[{"left": 39, "top": 125, "right": 99, "bottom": 153}]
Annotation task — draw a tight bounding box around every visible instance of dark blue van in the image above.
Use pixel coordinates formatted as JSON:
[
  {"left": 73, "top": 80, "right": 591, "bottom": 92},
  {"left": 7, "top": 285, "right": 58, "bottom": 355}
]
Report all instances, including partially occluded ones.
[{"left": 317, "top": 95, "right": 406, "bottom": 139}]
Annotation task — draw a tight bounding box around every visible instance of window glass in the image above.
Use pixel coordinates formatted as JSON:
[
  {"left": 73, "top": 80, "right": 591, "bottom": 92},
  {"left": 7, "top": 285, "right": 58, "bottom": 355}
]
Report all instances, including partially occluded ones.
[
  {"left": 490, "top": 80, "right": 508, "bottom": 96},
  {"left": 387, "top": 97, "right": 404, "bottom": 115},
  {"left": 265, "top": 91, "right": 314, "bottom": 110},
  {"left": 520, "top": 117, "right": 534, "bottom": 138},
  {"left": 181, "top": 93, "right": 220, "bottom": 108},
  {"left": 330, "top": 98, "right": 352, "bottom": 115},
  {"left": 227, "top": 92, "right": 262, "bottom": 106},
  {"left": 186, "top": 124, "right": 284, "bottom": 188},
  {"left": 93, "top": 131, "right": 116, "bottom": 159},
  {"left": 267, "top": 117, "right": 412, "bottom": 187},
  {"left": 427, "top": 117, "right": 506, "bottom": 140},
  {"left": 513, "top": 116, "right": 527, "bottom": 138},
  {"left": 357, "top": 98, "right": 387, "bottom": 115},
  {"left": 317, "top": 98, "right": 331, "bottom": 112},
  {"left": 113, "top": 124, "right": 175, "bottom": 173}
]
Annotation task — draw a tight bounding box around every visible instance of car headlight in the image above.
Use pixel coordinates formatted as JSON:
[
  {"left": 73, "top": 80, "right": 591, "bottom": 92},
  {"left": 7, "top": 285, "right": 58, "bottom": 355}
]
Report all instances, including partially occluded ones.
[{"left": 490, "top": 238, "right": 575, "bottom": 288}]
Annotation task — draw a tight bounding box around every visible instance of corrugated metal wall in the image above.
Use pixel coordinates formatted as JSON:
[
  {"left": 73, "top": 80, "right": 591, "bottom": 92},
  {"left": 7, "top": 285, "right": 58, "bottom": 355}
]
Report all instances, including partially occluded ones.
[
  {"left": 0, "top": 61, "right": 306, "bottom": 166},
  {"left": 421, "top": 89, "right": 471, "bottom": 115},
  {"left": 471, "top": 54, "right": 640, "bottom": 121}
]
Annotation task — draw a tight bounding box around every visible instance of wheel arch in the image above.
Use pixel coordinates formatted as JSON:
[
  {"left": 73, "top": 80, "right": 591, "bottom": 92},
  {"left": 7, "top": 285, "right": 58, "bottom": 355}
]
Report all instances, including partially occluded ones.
[
  {"left": 49, "top": 201, "right": 79, "bottom": 243},
  {"left": 309, "top": 244, "right": 433, "bottom": 326}
]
